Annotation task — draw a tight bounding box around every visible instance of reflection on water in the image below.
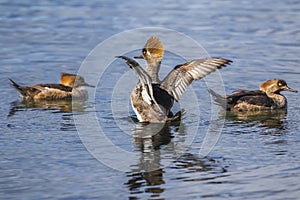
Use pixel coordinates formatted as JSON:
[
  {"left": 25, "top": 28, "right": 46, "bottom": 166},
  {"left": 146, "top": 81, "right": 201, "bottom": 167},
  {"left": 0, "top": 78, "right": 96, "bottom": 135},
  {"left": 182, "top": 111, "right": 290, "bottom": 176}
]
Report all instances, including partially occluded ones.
[
  {"left": 174, "top": 153, "right": 226, "bottom": 172},
  {"left": 129, "top": 122, "right": 180, "bottom": 174},
  {"left": 126, "top": 122, "right": 228, "bottom": 199},
  {"left": 126, "top": 153, "right": 228, "bottom": 199},
  {"left": 223, "top": 109, "right": 287, "bottom": 129},
  {"left": 132, "top": 122, "right": 179, "bottom": 152},
  {"left": 8, "top": 99, "right": 87, "bottom": 117},
  {"left": 126, "top": 168, "right": 165, "bottom": 199},
  {"left": 1, "top": 0, "right": 300, "bottom": 199},
  {"left": 126, "top": 122, "right": 178, "bottom": 198},
  {"left": 7, "top": 99, "right": 87, "bottom": 131},
  {"left": 221, "top": 109, "right": 290, "bottom": 138}
]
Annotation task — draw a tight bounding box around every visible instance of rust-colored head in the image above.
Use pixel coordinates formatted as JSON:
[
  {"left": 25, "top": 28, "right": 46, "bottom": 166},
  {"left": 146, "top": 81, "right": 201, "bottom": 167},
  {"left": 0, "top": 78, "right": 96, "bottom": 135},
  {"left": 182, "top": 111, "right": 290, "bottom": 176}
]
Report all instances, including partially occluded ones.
[
  {"left": 60, "top": 73, "right": 94, "bottom": 88},
  {"left": 260, "top": 79, "right": 297, "bottom": 94},
  {"left": 135, "top": 36, "right": 164, "bottom": 62}
]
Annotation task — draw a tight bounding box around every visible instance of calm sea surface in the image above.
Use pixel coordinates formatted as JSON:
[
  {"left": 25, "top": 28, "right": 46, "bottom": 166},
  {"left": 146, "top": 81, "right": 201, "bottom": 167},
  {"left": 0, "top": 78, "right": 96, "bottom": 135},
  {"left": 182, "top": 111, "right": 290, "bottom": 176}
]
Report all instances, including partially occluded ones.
[{"left": 1, "top": 1, "right": 300, "bottom": 199}]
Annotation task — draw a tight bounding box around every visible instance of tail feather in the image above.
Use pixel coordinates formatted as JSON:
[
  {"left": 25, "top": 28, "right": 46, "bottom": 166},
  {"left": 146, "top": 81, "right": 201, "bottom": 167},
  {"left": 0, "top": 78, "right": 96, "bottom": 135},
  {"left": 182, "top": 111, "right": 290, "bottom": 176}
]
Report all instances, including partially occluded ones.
[
  {"left": 167, "top": 109, "right": 185, "bottom": 122},
  {"left": 9, "top": 79, "right": 27, "bottom": 97},
  {"left": 208, "top": 89, "right": 227, "bottom": 109}
]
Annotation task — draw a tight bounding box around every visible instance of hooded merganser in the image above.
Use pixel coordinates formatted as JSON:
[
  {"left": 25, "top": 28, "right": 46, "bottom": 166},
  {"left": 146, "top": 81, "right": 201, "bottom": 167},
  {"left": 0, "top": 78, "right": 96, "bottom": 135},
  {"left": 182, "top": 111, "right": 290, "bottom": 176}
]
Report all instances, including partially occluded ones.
[
  {"left": 134, "top": 36, "right": 164, "bottom": 83},
  {"left": 117, "top": 36, "right": 232, "bottom": 122},
  {"left": 9, "top": 72, "right": 94, "bottom": 101},
  {"left": 208, "top": 79, "right": 297, "bottom": 112}
]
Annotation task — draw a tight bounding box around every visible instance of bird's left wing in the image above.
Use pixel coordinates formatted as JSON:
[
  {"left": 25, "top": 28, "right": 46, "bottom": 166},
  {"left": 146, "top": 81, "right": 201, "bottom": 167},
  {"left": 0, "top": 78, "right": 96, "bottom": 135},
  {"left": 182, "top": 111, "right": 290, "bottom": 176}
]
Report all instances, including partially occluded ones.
[{"left": 160, "top": 58, "right": 232, "bottom": 101}]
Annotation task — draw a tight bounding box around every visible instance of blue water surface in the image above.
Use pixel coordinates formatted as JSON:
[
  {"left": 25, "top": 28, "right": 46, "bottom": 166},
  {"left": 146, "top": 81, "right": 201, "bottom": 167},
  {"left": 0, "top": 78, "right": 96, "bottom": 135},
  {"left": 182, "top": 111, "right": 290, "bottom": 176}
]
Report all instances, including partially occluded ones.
[{"left": 1, "top": 1, "right": 300, "bottom": 199}]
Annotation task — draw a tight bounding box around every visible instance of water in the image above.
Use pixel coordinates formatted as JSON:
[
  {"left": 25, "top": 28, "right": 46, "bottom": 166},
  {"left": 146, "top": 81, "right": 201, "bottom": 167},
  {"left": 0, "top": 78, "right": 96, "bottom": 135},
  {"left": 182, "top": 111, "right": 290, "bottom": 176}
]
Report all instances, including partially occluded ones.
[{"left": 1, "top": 0, "right": 300, "bottom": 199}]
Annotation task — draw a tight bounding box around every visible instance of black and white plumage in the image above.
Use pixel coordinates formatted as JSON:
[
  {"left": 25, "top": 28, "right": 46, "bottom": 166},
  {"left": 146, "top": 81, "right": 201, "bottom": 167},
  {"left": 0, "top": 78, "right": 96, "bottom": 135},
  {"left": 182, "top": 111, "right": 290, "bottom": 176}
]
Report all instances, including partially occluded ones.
[{"left": 117, "top": 55, "right": 231, "bottom": 122}]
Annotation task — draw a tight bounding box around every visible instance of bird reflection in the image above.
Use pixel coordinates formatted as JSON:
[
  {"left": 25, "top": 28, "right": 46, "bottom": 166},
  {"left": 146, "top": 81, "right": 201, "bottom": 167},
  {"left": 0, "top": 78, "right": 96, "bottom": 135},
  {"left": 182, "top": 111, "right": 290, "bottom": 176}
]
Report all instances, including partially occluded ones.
[
  {"left": 8, "top": 99, "right": 87, "bottom": 117},
  {"left": 125, "top": 121, "right": 226, "bottom": 199},
  {"left": 223, "top": 109, "right": 287, "bottom": 129},
  {"left": 7, "top": 99, "right": 87, "bottom": 131},
  {"left": 126, "top": 168, "right": 165, "bottom": 199},
  {"left": 126, "top": 122, "right": 180, "bottom": 199},
  {"left": 132, "top": 122, "right": 174, "bottom": 152}
]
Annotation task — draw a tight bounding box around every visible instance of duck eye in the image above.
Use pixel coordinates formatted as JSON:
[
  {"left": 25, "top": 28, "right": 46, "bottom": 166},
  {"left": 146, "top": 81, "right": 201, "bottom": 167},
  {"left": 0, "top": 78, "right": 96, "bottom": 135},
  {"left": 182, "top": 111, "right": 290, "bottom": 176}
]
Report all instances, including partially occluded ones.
[
  {"left": 277, "top": 81, "right": 285, "bottom": 87},
  {"left": 142, "top": 49, "right": 147, "bottom": 55}
]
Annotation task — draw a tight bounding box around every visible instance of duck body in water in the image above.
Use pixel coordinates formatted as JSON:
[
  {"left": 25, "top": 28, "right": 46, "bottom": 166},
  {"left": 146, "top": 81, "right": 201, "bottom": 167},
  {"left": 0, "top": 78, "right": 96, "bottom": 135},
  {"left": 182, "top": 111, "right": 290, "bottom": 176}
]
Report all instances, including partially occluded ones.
[
  {"left": 208, "top": 79, "right": 297, "bottom": 112},
  {"left": 9, "top": 72, "right": 94, "bottom": 101}
]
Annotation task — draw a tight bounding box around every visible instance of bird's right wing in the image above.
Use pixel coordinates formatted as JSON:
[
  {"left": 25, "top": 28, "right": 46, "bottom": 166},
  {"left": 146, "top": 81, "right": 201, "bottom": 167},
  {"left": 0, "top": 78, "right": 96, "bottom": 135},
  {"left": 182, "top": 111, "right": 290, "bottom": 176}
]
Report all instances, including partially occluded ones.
[
  {"left": 117, "top": 56, "right": 155, "bottom": 104},
  {"left": 117, "top": 56, "right": 168, "bottom": 115}
]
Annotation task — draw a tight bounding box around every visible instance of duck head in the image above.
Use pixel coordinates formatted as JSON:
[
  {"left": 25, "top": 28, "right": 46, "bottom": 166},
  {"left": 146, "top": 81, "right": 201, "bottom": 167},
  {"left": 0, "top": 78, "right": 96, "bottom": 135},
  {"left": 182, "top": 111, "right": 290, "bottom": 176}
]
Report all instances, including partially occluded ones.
[
  {"left": 134, "top": 36, "right": 164, "bottom": 64},
  {"left": 260, "top": 79, "right": 297, "bottom": 94},
  {"left": 60, "top": 73, "right": 94, "bottom": 88}
]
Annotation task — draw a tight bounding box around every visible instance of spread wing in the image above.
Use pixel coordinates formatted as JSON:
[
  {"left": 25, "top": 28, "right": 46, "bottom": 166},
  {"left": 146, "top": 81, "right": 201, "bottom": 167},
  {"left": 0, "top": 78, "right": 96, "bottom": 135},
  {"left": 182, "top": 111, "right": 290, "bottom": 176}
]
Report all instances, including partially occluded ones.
[
  {"left": 160, "top": 58, "right": 232, "bottom": 101},
  {"left": 117, "top": 56, "right": 165, "bottom": 113}
]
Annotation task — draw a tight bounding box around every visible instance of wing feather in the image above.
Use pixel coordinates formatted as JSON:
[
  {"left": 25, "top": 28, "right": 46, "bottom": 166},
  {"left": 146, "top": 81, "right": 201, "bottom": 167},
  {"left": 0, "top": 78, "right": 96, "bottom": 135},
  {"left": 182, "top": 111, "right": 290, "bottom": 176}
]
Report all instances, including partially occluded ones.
[
  {"left": 117, "top": 55, "right": 164, "bottom": 113},
  {"left": 160, "top": 58, "right": 232, "bottom": 101}
]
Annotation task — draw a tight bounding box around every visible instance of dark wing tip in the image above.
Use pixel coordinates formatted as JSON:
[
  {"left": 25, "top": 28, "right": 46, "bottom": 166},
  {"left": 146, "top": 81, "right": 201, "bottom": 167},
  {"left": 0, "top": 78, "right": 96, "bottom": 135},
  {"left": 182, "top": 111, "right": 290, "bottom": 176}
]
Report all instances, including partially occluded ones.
[
  {"left": 116, "top": 55, "right": 140, "bottom": 69},
  {"left": 215, "top": 58, "right": 233, "bottom": 63},
  {"left": 115, "top": 55, "right": 125, "bottom": 59},
  {"left": 133, "top": 55, "right": 143, "bottom": 59},
  {"left": 211, "top": 58, "right": 233, "bottom": 69}
]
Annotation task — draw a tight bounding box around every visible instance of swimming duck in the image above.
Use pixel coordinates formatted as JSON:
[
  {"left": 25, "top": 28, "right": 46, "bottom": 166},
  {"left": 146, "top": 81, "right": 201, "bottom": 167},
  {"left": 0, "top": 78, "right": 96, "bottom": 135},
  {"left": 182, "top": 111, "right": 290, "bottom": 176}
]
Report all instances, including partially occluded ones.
[
  {"left": 117, "top": 36, "right": 232, "bottom": 122},
  {"left": 208, "top": 79, "right": 297, "bottom": 112},
  {"left": 9, "top": 72, "right": 94, "bottom": 101}
]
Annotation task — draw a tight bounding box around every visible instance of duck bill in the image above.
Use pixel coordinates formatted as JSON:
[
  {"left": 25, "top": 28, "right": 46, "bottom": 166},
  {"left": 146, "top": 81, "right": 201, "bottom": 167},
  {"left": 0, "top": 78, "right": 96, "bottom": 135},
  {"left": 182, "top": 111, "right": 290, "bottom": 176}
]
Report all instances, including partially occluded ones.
[
  {"left": 285, "top": 86, "right": 298, "bottom": 93},
  {"left": 133, "top": 55, "right": 143, "bottom": 59}
]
